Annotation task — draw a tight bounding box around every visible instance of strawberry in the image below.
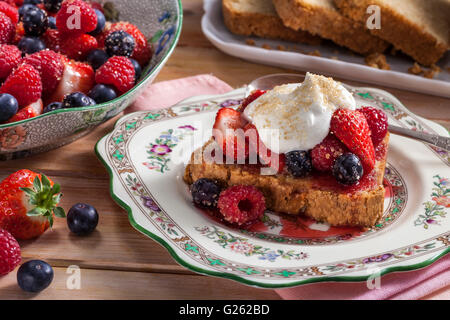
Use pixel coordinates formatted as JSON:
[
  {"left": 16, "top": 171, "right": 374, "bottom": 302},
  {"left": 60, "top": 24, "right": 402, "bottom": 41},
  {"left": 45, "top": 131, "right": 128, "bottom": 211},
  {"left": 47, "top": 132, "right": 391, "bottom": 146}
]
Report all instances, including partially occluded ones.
[
  {"left": 244, "top": 123, "right": 285, "bottom": 173},
  {"left": 212, "top": 107, "right": 248, "bottom": 161},
  {"left": 7, "top": 99, "right": 43, "bottom": 123},
  {"left": 0, "top": 229, "right": 21, "bottom": 276},
  {"left": 0, "top": 170, "right": 65, "bottom": 240},
  {"left": 95, "top": 56, "right": 135, "bottom": 94},
  {"left": 237, "top": 89, "right": 266, "bottom": 112},
  {"left": 0, "top": 64, "right": 42, "bottom": 107},
  {"left": 98, "top": 22, "right": 152, "bottom": 65},
  {"left": 358, "top": 106, "right": 388, "bottom": 146},
  {"left": 330, "top": 108, "right": 376, "bottom": 172},
  {"left": 0, "top": 44, "right": 21, "bottom": 80},
  {"left": 22, "top": 50, "right": 64, "bottom": 96},
  {"left": 0, "top": 1, "right": 18, "bottom": 24},
  {"left": 56, "top": 0, "right": 97, "bottom": 35},
  {"left": 0, "top": 12, "right": 14, "bottom": 44},
  {"left": 60, "top": 33, "right": 98, "bottom": 60},
  {"left": 42, "top": 29, "right": 60, "bottom": 52},
  {"left": 47, "top": 58, "right": 95, "bottom": 103},
  {"left": 311, "top": 134, "right": 348, "bottom": 172}
]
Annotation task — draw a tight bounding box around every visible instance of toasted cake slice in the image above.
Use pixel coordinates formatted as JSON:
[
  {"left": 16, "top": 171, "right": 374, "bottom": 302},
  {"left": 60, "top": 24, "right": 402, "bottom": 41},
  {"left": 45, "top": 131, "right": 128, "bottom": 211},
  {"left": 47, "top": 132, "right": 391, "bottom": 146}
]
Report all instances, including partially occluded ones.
[
  {"left": 184, "top": 134, "right": 389, "bottom": 228},
  {"left": 222, "top": 0, "right": 322, "bottom": 44},
  {"left": 271, "top": 0, "right": 389, "bottom": 55},
  {"left": 334, "top": 0, "right": 450, "bottom": 66}
]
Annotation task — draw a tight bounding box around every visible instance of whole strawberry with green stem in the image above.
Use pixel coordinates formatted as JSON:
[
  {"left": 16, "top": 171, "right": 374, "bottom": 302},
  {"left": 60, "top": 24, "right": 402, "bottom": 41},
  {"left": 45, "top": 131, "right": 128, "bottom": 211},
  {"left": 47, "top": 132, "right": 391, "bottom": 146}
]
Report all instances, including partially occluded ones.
[{"left": 0, "top": 170, "right": 66, "bottom": 240}]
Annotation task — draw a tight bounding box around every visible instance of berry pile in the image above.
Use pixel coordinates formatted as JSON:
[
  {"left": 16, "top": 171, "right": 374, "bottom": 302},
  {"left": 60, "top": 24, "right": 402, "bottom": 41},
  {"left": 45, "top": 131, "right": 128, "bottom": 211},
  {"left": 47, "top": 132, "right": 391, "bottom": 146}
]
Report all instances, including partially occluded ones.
[
  {"left": 0, "top": 0, "right": 153, "bottom": 124},
  {"left": 211, "top": 91, "right": 389, "bottom": 186}
]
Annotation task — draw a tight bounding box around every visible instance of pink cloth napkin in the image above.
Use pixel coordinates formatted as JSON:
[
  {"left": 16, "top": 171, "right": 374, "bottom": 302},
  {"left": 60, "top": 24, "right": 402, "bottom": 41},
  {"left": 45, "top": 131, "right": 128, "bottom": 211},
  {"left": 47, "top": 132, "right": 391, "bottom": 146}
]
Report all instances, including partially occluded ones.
[{"left": 129, "top": 74, "right": 450, "bottom": 300}]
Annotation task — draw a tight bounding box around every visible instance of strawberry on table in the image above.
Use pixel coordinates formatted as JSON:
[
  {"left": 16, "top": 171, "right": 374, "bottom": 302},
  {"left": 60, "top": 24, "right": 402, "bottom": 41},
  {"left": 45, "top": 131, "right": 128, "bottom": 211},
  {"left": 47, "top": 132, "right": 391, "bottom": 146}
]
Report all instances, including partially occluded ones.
[
  {"left": 0, "top": 64, "right": 42, "bottom": 107},
  {"left": 56, "top": 0, "right": 97, "bottom": 35},
  {"left": 7, "top": 99, "right": 43, "bottom": 123},
  {"left": 330, "top": 108, "right": 376, "bottom": 172},
  {"left": 0, "top": 229, "right": 21, "bottom": 276},
  {"left": 0, "top": 169, "right": 65, "bottom": 240},
  {"left": 95, "top": 56, "right": 135, "bottom": 94}
]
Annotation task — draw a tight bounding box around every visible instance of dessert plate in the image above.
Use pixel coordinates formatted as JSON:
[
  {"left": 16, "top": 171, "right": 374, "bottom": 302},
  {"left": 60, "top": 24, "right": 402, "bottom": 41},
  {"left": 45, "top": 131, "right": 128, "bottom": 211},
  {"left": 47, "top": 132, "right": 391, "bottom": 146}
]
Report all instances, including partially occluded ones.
[
  {"left": 96, "top": 87, "right": 449, "bottom": 288},
  {"left": 202, "top": 0, "right": 450, "bottom": 98}
]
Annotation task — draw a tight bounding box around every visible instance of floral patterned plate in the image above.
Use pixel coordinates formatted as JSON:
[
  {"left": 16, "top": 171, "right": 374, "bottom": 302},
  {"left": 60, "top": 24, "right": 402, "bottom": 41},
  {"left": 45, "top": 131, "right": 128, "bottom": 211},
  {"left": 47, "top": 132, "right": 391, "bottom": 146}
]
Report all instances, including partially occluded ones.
[{"left": 96, "top": 86, "right": 449, "bottom": 288}]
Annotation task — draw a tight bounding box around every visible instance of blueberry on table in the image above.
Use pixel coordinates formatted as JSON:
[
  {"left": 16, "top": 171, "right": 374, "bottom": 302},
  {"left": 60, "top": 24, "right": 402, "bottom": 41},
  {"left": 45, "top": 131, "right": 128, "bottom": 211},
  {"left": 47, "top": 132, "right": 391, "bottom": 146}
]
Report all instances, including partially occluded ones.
[
  {"left": 89, "top": 9, "right": 106, "bottom": 36},
  {"left": 17, "top": 260, "right": 54, "bottom": 293},
  {"left": 0, "top": 94, "right": 19, "bottom": 123},
  {"left": 18, "top": 36, "right": 46, "bottom": 54},
  {"left": 191, "top": 178, "right": 222, "bottom": 208},
  {"left": 332, "top": 153, "right": 364, "bottom": 185},
  {"left": 43, "top": 0, "right": 63, "bottom": 13},
  {"left": 285, "top": 150, "right": 312, "bottom": 177},
  {"left": 105, "top": 30, "right": 136, "bottom": 57},
  {"left": 43, "top": 102, "right": 63, "bottom": 113},
  {"left": 22, "top": 7, "right": 48, "bottom": 37},
  {"left": 67, "top": 203, "right": 99, "bottom": 235},
  {"left": 89, "top": 84, "right": 117, "bottom": 103},
  {"left": 129, "top": 58, "right": 142, "bottom": 82},
  {"left": 62, "top": 92, "right": 96, "bottom": 108},
  {"left": 86, "top": 49, "right": 109, "bottom": 70}
]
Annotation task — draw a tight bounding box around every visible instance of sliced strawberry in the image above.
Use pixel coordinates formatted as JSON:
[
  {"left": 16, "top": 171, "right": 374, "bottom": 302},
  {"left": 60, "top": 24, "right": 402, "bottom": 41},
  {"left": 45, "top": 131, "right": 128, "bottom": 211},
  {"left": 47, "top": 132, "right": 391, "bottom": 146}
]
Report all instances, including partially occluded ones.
[
  {"left": 8, "top": 99, "right": 43, "bottom": 123},
  {"left": 330, "top": 109, "right": 376, "bottom": 172},
  {"left": 47, "top": 59, "right": 95, "bottom": 103},
  {"left": 237, "top": 89, "right": 266, "bottom": 112},
  {"left": 212, "top": 108, "right": 248, "bottom": 161}
]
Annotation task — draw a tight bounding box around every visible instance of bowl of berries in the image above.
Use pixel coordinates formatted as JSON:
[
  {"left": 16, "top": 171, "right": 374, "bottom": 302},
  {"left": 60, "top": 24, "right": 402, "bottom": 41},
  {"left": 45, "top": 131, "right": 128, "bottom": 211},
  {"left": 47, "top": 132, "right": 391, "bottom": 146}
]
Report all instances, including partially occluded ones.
[{"left": 0, "top": 0, "right": 182, "bottom": 160}]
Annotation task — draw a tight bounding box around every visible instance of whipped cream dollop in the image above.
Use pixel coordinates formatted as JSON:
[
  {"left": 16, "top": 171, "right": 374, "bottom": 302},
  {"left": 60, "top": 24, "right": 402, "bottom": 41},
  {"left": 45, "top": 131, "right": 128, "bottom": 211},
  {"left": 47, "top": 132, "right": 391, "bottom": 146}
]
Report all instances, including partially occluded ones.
[{"left": 243, "top": 72, "right": 356, "bottom": 154}]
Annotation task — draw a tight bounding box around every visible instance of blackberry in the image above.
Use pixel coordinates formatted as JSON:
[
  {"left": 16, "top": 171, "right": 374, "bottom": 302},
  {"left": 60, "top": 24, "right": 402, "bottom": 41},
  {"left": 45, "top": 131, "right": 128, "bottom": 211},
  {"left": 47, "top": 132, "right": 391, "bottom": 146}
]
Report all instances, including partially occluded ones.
[
  {"left": 332, "top": 153, "right": 364, "bottom": 185},
  {"left": 105, "top": 30, "right": 136, "bottom": 57},
  {"left": 191, "top": 178, "right": 222, "bottom": 208},
  {"left": 285, "top": 150, "right": 312, "bottom": 177},
  {"left": 22, "top": 7, "right": 48, "bottom": 37},
  {"left": 43, "top": 0, "right": 63, "bottom": 13},
  {"left": 62, "top": 92, "right": 96, "bottom": 109}
]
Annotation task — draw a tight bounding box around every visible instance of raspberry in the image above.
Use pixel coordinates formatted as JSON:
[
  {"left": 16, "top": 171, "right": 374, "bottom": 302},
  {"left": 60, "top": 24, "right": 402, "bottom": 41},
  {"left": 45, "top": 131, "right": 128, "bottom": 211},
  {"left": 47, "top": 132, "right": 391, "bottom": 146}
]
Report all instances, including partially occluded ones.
[
  {"left": 0, "top": 229, "right": 21, "bottom": 276},
  {"left": 191, "top": 178, "right": 222, "bottom": 208},
  {"left": 42, "top": 29, "right": 60, "bottom": 51},
  {"left": 56, "top": 0, "right": 97, "bottom": 35},
  {"left": 0, "top": 1, "right": 19, "bottom": 24},
  {"left": 22, "top": 49, "right": 64, "bottom": 96},
  {"left": 0, "top": 45, "right": 22, "bottom": 80},
  {"left": 358, "top": 106, "right": 388, "bottom": 146},
  {"left": 217, "top": 185, "right": 266, "bottom": 226},
  {"left": 311, "top": 134, "right": 348, "bottom": 172},
  {"left": 0, "top": 64, "right": 42, "bottom": 107},
  {"left": 0, "top": 12, "right": 14, "bottom": 44},
  {"left": 98, "top": 22, "right": 152, "bottom": 65},
  {"left": 330, "top": 108, "right": 376, "bottom": 172},
  {"left": 60, "top": 33, "right": 98, "bottom": 60},
  {"left": 237, "top": 89, "right": 266, "bottom": 112},
  {"left": 95, "top": 56, "right": 135, "bottom": 94}
]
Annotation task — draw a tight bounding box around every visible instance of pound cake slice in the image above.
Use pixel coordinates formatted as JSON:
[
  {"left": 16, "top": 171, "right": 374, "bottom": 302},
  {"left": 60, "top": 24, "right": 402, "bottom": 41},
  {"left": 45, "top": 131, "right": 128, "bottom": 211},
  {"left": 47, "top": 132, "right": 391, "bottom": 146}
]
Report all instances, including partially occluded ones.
[
  {"left": 334, "top": 0, "right": 450, "bottom": 66},
  {"left": 223, "top": 0, "right": 322, "bottom": 44},
  {"left": 272, "top": 0, "right": 389, "bottom": 55}
]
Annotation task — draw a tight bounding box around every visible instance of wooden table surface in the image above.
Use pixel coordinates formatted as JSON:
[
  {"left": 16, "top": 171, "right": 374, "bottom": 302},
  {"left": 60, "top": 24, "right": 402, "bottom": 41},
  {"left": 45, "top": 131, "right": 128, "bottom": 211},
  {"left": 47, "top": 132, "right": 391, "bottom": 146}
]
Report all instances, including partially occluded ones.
[{"left": 0, "top": 0, "right": 449, "bottom": 300}]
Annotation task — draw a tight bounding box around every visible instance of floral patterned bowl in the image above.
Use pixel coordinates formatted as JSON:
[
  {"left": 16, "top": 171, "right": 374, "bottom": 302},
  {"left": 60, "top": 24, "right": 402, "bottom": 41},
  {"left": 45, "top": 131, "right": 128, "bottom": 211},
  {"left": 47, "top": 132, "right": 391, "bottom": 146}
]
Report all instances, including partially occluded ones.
[{"left": 0, "top": 0, "right": 182, "bottom": 160}]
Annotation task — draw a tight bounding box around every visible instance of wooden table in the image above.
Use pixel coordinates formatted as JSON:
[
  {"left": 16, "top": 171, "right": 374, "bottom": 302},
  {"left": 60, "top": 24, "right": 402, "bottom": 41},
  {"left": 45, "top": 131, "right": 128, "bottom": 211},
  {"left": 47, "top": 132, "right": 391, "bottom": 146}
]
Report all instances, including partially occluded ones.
[{"left": 0, "top": 0, "right": 448, "bottom": 300}]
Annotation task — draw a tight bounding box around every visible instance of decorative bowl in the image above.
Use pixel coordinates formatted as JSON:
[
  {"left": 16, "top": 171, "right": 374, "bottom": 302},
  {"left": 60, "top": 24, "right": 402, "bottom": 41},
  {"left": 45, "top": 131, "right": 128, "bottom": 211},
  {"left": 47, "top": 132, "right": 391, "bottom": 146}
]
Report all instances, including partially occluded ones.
[{"left": 0, "top": 0, "right": 182, "bottom": 160}]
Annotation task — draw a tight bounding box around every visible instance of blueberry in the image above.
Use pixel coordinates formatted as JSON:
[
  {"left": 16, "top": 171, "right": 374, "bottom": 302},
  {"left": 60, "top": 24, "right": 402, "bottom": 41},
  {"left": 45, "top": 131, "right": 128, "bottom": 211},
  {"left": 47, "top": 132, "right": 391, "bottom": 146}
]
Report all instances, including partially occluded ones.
[
  {"left": 43, "top": 0, "right": 63, "bottom": 13},
  {"left": 129, "top": 58, "right": 142, "bottom": 82},
  {"left": 62, "top": 92, "right": 96, "bottom": 108},
  {"left": 23, "top": 0, "right": 43, "bottom": 4},
  {"left": 19, "top": 4, "right": 38, "bottom": 20},
  {"left": 88, "top": 84, "right": 117, "bottom": 103},
  {"left": 17, "top": 260, "right": 54, "bottom": 293},
  {"left": 285, "top": 150, "right": 312, "bottom": 177},
  {"left": 48, "top": 16, "right": 56, "bottom": 29},
  {"left": 18, "top": 36, "right": 46, "bottom": 54},
  {"left": 0, "top": 94, "right": 19, "bottom": 123},
  {"left": 22, "top": 7, "right": 48, "bottom": 37},
  {"left": 86, "top": 49, "right": 109, "bottom": 70},
  {"left": 332, "top": 153, "right": 364, "bottom": 185},
  {"left": 67, "top": 203, "right": 99, "bottom": 235},
  {"left": 43, "top": 102, "right": 63, "bottom": 113},
  {"left": 105, "top": 30, "right": 136, "bottom": 57},
  {"left": 89, "top": 9, "right": 105, "bottom": 36},
  {"left": 191, "top": 178, "right": 222, "bottom": 208}
]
